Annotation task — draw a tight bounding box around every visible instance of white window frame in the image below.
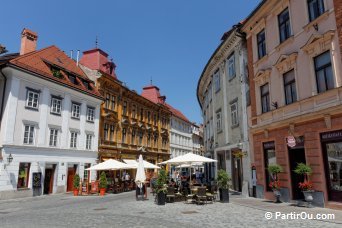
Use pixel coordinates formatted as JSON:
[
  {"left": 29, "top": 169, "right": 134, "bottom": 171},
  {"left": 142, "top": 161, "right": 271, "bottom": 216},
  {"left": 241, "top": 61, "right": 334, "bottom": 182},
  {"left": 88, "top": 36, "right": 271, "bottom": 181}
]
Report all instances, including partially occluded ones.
[
  {"left": 86, "top": 134, "right": 92, "bottom": 150},
  {"left": 216, "top": 111, "right": 222, "bottom": 132},
  {"left": 26, "top": 90, "right": 39, "bottom": 109},
  {"left": 51, "top": 97, "right": 62, "bottom": 114},
  {"left": 23, "top": 125, "right": 35, "bottom": 145},
  {"left": 86, "top": 107, "right": 95, "bottom": 122},
  {"left": 70, "top": 131, "right": 78, "bottom": 148},
  {"left": 71, "top": 103, "right": 80, "bottom": 119},
  {"left": 49, "top": 128, "right": 58, "bottom": 147},
  {"left": 230, "top": 101, "right": 239, "bottom": 126},
  {"left": 214, "top": 70, "right": 220, "bottom": 92},
  {"left": 227, "top": 54, "right": 236, "bottom": 80}
]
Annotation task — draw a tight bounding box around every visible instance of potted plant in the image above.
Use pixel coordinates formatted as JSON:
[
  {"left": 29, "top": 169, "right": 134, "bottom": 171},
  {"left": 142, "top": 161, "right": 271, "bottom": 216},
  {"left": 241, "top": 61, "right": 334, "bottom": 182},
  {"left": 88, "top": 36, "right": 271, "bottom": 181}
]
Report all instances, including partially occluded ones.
[
  {"left": 155, "top": 169, "right": 167, "bottom": 205},
  {"left": 217, "top": 169, "right": 231, "bottom": 203},
  {"left": 73, "top": 174, "right": 80, "bottom": 196},
  {"left": 268, "top": 164, "right": 283, "bottom": 203},
  {"left": 99, "top": 171, "right": 107, "bottom": 196},
  {"left": 294, "top": 163, "right": 314, "bottom": 207}
]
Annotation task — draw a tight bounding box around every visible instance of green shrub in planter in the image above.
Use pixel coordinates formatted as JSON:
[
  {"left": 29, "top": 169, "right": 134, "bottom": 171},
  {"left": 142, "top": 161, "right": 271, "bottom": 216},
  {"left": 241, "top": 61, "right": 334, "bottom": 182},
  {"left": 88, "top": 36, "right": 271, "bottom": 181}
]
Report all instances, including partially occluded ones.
[
  {"left": 217, "top": 169, "right": 231, "bottom": 203},
  {"left": 268, "top": 164, "right": 283, "bottom": 180},
  {"left": 73, "top": 174, "right": 80, "bottom": 189},
  {"left": 99, "top": 171, "right": 108, "bottom": 189}
]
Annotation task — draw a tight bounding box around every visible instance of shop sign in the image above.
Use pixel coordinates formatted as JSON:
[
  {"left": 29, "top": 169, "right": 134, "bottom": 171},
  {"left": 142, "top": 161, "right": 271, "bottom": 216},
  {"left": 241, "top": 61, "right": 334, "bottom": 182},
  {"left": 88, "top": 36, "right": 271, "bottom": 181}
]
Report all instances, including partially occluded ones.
[
  {"left": 286, "top": 136, "right": 296, "bottom": 147},
  {"left": 263, "top": 141, "right": 275, "bottom": 150},
  {"left": 321, "top": 130, "right": 342, "bottom": 142}
]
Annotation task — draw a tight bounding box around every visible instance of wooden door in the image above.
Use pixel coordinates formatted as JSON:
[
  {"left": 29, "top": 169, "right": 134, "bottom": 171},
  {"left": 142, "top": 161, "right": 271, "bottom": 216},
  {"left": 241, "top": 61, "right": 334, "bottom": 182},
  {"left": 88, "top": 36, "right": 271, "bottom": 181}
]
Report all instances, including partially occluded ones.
[
  {"left": 289, "top": 148, "right": 306, "bottom": 200},
  {"left": 43, "top": 168, "right": 54, "bottom": 194},
  {"left": 67, "top": 168, "right": 75, "bottom": 192}
]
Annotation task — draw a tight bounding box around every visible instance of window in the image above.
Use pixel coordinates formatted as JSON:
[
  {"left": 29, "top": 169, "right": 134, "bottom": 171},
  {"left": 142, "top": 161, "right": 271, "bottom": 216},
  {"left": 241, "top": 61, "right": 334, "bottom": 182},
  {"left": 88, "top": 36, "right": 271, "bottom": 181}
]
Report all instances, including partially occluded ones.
[
  {"left": 132, "top": 105, "right": 136, "bottom": 118},
  {"left": 227, "top": 54, "right": 235, "bottom": 79},
  {"left": 278, "top": 8, "right": 291, "bottom": 43},
  {"left": 49, "top": 129, "right": 58, "bottom": 147},
  {"left": 51, "top": 67, "right": 62, "bottom": 79},
  {"left": 86, "top": 134, "right": 92, "bottom": 150},
  {"left": 68, "top": 74, "right": 77, "bottom": 85},
  {"left": 70, "top": 132, "right": 77, "bottom": 148},
  {"left": 162, "top": 138, "right": 167, "bottom": 149},
  {"left": 154, "top": 133, "right": 158, "bottom": 147},
  {"left": 216, "top": 111, "right": 222, "bottom": 132},
  {"left": 87, "top": 107, "right": 95, "bottom": 122},
  {"left": 104, "top": 124, "right": 109, "bottom": 141},
  {"left": 122, "top": 101, "right": 127, "bottom": 116},
  {"left": 257, "top": 30, "right": 266, "bottom": 59},
  {"left": 308, "top": 0, "right": 325, "bottom": 22},
  {"left": 23, "top": 125, "right": 34, "bottom": 145},
  {"left": 84, "top": 163, "right": 91, "bottom": 181},
  {"left": 71, "top": 103, "right": 80, "bottom": 119},
  {"left": 110, "top": 125, "right": 115, "bottom": 141},
  {"left": 26, "top": 90, "right": 39, "bottom": 109},
  {"left": 140, "top": 108, "right": 143, "bottom": 121},
  {"left": 214, "top": 70, "right": 220, "bottom": 92},
  {"left": 139, "top": 130, "right": 143, "bottom": 145},
  {"left": 17, "top": 163, "right": 30, "bottom": 189},
  {"left": 122, "top": 128, "right": 126, "bottom": 143},
  {"left": 261, "top": 83, "right": 270, "bottom": 113},
  {"left": 147, "top": 111, "right": 151, "bottom": 123},
  {"left": 147, "top": 132, "right": 151, "bottom": 146},
  {"left": 231, "top": 101, "right": 238, "bottom": 126},
  {"left": 51, "top": 97, "right": 62, "bottom": 114},
  {"left": 153, "top": 114, "right": 157, "bottom": 125},
  {"left": 105, "top": 94, "right": 110, "bottom": 109},
  {"left": 131, "top": 129, "right": 136, "bottom": 144},
  {"left": 314, "top": 51, "right": 334, "bottom": 93},
  {"left": 111, "top": 95, "right": 116, "bottom": 110},
  {"left": 263, "top": 142, "right": 276, "bottom": 191},
  {"left": 283, "top": 70, "right": 297, "bottom": 105}
]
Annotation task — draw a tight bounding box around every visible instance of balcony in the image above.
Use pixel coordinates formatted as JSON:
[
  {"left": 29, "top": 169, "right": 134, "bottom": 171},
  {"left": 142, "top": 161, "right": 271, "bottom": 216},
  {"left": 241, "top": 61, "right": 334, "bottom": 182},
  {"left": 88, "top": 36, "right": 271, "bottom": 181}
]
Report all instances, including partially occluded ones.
[{"left": 254, "top": 87, "right": 342, "bottom": 128}]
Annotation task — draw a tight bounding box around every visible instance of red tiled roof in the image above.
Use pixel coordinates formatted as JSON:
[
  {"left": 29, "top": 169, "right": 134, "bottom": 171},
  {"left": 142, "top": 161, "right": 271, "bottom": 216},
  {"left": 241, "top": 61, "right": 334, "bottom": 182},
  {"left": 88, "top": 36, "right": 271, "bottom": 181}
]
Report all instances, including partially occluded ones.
[
  {"left": 165, "top": 103, "right": 191, "bottom": 123},
  {"left": 141, "top": 85, "right": 162, "bottom": 104},
  {"left": 141, "top": 84, "right": 190, "bottom": 123},
  {"left": 9, "top": 45, "right": 102, "bottom": 99}
]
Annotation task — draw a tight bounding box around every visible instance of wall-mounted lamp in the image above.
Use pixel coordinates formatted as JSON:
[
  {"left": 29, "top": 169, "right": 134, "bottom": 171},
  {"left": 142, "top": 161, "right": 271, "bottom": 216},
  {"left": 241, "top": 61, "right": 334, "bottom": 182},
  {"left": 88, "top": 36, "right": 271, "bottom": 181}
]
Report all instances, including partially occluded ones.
[
  {"left": 313, "top": 23, "right": 319, "bottom": 31},
  {"left": 4, "top": 153, "right": 13, "bottom": 169}
]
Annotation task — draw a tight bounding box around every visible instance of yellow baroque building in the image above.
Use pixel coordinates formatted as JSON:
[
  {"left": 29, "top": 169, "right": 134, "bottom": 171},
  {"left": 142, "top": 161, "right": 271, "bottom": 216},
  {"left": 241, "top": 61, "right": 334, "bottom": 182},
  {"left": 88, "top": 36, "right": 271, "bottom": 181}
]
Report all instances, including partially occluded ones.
[{"left": 80, "top": 48, "right": 171, "bottom": 166}]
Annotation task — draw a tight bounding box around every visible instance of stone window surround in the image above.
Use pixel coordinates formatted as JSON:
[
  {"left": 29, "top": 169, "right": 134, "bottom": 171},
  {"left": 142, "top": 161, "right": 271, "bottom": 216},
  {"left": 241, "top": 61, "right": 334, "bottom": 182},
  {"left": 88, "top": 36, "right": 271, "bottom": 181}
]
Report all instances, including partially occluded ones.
[
  {"left": 274, "top": 52, "right": 299, "bottom": 106},
  {"left": 254, "top": 69, "right": 272, "bottom": 115},
  {"left": 301, "top": 30, "right": 337, "bottom": 95}
]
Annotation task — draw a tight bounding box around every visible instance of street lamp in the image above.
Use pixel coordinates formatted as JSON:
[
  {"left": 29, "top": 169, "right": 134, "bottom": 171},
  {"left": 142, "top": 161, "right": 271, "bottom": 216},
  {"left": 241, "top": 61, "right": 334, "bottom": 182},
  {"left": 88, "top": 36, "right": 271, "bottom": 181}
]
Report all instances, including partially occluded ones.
[{"left": 4, "top": 153, "right": 13, "bottom": 169}]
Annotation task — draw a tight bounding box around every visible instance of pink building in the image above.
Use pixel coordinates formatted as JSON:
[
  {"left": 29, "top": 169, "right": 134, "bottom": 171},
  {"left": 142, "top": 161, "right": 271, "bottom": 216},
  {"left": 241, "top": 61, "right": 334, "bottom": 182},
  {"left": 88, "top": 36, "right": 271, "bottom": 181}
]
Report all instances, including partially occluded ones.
[{"left": 242, "top": 0, "right": 342, "bottom": 208}]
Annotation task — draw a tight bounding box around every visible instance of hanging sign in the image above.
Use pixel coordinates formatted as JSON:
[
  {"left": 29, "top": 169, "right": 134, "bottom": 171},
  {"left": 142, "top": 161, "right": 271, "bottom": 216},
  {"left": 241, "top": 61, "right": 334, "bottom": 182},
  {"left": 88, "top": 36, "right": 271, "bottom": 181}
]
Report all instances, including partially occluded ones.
[{"left": 286, "top": 136, "right": 296, "bottom": 147}]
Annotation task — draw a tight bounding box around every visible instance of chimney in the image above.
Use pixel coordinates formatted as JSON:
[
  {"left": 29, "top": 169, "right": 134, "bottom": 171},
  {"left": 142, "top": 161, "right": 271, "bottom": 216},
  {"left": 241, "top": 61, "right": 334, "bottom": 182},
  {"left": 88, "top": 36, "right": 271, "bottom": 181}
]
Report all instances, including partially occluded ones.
[{"left": 20, "top": 28, "right": 38, "bottom": 55}]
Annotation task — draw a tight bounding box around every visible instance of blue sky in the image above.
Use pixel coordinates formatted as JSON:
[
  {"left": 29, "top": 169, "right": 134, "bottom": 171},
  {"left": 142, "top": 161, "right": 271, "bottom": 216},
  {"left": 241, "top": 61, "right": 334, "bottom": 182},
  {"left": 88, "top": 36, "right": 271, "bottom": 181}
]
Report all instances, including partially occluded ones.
[{"left": 1, "top": 0, "right": 260, "bottom": 123}]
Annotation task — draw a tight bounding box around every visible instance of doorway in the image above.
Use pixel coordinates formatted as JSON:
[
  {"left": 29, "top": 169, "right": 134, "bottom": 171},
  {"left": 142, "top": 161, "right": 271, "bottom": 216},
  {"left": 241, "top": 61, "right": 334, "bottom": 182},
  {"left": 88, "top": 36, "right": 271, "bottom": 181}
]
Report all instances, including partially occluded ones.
[
  {"left": 67, "top": 165, "right": 77, "bottom": 192},
  {"left": 43, "top": 165, "right": 55, "bottom": 195},
  {"left": 232, "top": 156, "right": 242, "bottom": 192},
  {"left": 288, "top": 148, "right": 306, "bottom": 200}
]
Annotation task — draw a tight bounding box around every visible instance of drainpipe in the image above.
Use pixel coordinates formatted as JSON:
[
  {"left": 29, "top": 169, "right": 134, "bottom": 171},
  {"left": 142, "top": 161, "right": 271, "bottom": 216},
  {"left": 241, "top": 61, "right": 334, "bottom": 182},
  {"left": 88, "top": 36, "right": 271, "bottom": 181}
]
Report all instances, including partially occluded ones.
[{"left": 0, "top": 68, "right": 7, "bottom": 127}]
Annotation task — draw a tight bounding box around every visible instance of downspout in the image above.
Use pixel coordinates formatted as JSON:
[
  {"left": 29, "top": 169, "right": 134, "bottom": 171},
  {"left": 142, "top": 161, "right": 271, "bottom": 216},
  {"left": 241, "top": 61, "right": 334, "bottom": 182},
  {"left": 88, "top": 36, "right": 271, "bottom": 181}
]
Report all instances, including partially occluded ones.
[{"left": 0, "top": 68, "right": 7, "bottom": 127}]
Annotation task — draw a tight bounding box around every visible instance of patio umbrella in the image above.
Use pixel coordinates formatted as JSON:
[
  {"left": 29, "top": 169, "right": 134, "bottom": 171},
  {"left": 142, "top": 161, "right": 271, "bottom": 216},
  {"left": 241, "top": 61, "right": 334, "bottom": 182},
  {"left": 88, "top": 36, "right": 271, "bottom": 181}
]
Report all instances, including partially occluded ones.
[
  {"left": 160, "top": 153, "right": 217, "bottom": 184},
  {"left": 86, "top": 159, "right": 132, "bottom": 171},
  {"left": 135, "top": 155, "right": 146, "bottom": 200},
  {"left": 123, "top": 159, "right": 160, "bottom": 169}
]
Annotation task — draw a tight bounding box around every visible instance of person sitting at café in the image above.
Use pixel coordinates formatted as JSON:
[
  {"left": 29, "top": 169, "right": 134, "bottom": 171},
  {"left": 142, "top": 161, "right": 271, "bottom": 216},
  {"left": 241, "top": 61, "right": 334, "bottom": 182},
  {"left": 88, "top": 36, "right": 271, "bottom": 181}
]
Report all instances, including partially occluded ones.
[{"left": 169, "top": 178, "right": 176, "bottom": 187}]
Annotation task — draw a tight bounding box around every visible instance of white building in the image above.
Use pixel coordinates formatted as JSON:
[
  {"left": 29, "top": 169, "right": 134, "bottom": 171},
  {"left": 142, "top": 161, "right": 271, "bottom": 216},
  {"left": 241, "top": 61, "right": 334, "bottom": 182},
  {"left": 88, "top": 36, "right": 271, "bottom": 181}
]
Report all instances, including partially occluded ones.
[
  {"left": 197, "top": 24, "right": 251, "bottom": 194},
  {"left": 191, "top": 123, "right": 203, "bottom": 156},
  {"left": 0, "top": 29, "right": 102, "bottom": 199}
]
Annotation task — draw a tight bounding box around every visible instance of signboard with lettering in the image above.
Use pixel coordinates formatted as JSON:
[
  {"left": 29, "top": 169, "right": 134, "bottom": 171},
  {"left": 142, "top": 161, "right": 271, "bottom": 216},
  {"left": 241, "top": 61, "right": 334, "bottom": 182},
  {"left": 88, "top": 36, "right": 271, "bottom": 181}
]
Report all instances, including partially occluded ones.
[
  {"left": 321, "top": 130, "right": 342, "bottom": 142},
  {"left": 32, "top": 172, "right": 42, "bottom": 188},
  {"left": 286, "top": 136, "right": 296, "bottom": 147},
  {"left": 263, "top": 141, "right": 275, "bottom": 150}
]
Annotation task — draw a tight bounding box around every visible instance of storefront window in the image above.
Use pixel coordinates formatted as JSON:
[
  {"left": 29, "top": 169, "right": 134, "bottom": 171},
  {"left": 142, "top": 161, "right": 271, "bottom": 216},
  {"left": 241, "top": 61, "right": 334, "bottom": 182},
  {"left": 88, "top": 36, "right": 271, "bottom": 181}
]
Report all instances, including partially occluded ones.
[
  {"left": 84, "top": 163, "right": 91, "bottom": 182},
  {"left": 263, "top": 142, "right": 276, "bottom": 191},
  {"left": 17, "top": 162, "right": 31, "bottom": 189},
  {"left": 326, "top": 142, "right": 342, "bottom": 193}
]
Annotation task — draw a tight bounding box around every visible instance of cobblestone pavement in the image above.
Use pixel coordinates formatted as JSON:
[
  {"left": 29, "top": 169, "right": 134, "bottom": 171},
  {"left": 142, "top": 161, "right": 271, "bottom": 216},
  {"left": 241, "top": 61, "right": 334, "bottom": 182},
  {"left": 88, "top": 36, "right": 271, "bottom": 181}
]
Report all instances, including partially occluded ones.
[{"left": 0, "top": 190, "right": 341, "bottom": 228}]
